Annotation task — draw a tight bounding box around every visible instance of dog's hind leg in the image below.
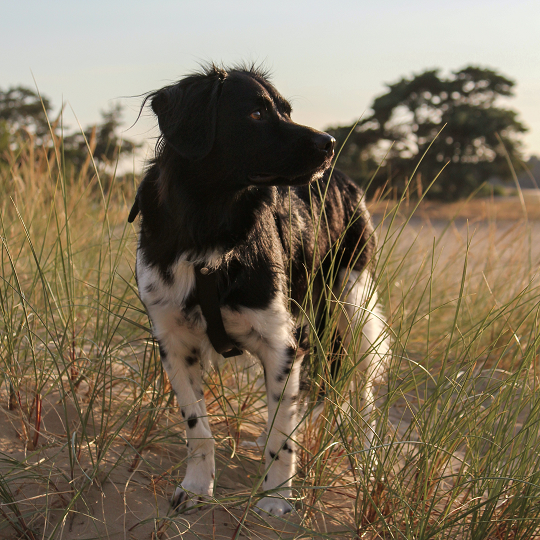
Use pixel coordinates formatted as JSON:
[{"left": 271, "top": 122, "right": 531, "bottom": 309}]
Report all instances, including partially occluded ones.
[
  {"left": 156, "top": 336, "right": 215, "bottom": 513},
  {"left": 334, "top": 269, "right": 389, "bottom": 448},
  {"left": 255, "top": 325, "right": 305, "bottom": 516}
]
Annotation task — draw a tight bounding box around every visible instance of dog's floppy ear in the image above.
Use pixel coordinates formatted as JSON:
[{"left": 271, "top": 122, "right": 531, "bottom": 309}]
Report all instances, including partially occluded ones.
[{"left": 151, "top": 74, "right": 222, "bottom": 161}]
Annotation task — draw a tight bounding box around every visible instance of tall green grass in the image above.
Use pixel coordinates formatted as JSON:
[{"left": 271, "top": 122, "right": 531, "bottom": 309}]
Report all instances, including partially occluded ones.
[{"left": 0, "top": 125, "right": 539, "bottom": 539}]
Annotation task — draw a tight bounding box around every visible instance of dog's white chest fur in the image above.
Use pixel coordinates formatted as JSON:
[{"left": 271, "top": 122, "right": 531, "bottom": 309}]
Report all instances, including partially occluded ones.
[
  {"left": 136, "top": 250, "right": 294, "bottom": 368},
  {"left": 137, "top": 253, "right": 196, "bottom": 311}
]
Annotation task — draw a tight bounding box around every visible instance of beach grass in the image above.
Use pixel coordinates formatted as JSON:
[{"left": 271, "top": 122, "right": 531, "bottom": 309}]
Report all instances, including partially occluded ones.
[{"left": 0, "top": 123, "right": 539, "bottom": 539}]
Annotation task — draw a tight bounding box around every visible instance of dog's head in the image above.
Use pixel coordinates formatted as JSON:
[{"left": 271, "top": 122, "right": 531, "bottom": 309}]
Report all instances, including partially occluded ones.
[{"left": 148, "top": 64, "right": 335, "bottom": 187}]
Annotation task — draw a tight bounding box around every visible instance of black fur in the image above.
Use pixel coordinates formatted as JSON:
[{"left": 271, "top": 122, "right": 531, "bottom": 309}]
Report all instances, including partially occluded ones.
[{"left": 185, "top": 355, "right": 198, "bottom": 366}]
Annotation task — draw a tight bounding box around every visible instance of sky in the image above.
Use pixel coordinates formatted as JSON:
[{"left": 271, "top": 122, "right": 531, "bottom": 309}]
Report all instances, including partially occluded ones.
[{"left": 2, "top": 0, "right": 540, "bottom": 167}]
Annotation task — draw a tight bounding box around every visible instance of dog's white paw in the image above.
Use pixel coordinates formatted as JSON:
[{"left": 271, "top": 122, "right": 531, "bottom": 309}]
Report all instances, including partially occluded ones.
[
  {"left": 171, "top": 483, "right": 211, "bottom": 514},
  {"left": 256, "top": 496, "right": 293, "bottom": 517}
]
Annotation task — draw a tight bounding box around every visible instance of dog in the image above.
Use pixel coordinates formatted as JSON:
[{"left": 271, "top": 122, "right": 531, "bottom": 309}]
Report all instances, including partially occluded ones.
[{"left": 128, "top": 64, "right": 389, "bottom": 517}]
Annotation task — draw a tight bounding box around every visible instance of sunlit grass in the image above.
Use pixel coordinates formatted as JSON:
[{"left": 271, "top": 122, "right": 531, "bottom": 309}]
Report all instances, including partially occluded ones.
[{"left": 0, "top": 125, "right": 539, "bottom": 538}]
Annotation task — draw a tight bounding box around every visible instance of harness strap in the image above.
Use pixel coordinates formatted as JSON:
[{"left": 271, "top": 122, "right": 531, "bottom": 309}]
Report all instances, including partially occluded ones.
[{"left": 195, "top": 266, "right": 243, "bottom": 358}]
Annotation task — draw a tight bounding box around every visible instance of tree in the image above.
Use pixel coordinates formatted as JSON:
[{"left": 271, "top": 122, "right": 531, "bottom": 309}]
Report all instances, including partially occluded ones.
[
  {"left": 0, "top": 86, "right": 140, "bottom": 174},
  {"left": 63, "top": 103, "right": 141, "bottom": 170},
  {"left": 0, "top": 86, "right": 53, "bottom": 147},
  {"left": 327, "top": 66, "right": 527, "bottom": 200}
]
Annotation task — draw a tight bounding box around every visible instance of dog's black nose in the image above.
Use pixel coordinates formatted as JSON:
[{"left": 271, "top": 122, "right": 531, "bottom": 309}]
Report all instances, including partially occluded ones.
[{"left": 313, "top": 133, "right": 336, "bottom": 155}]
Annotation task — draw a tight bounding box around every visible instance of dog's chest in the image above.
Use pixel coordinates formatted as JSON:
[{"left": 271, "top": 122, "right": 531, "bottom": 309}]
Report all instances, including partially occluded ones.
[
  {"left": 136, "top": 248, "right": 293, "bottom": 363},
  {"left": 137, "top": 251, "right": 218, "bottom": 314},
  {"left": 136, "top": 251, "right": 223, "bottom": 362}
]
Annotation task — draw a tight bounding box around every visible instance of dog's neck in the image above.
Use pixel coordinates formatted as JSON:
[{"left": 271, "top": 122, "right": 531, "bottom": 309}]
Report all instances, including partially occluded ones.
[{"left": 138, "top": 159, "right": 276, "bottom": 262}]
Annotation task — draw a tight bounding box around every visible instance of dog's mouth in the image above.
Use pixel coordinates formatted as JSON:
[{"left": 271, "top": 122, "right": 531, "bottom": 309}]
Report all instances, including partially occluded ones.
[
  {"left": 248, "top": 173, "right": 280, "bottom": 183},
  {"left": 248, "top": 160, "right": 332, "bottom": 186}
]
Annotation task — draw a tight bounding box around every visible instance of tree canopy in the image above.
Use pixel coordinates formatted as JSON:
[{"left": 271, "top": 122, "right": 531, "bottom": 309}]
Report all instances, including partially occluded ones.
[
  {"left": 0, "top": 85, "right": 140, "bottom": 174},
  {"left": 327, "top": 66, "right": 528, "bottom": 200},
  {"left": 62, "top": 102, "right": 141, "bottom": 170},
  {"left": 0, "top": 86, "right": 53, "bottom": 143}
]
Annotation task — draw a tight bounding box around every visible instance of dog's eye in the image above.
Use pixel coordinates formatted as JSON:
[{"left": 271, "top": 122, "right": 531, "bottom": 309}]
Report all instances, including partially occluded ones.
[{"left": 250, "top": 110, "right": 262, "bottom": 120}]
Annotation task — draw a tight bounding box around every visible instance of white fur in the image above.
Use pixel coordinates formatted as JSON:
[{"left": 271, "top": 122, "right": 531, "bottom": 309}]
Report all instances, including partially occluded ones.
[
  {"left": 334, "top": 269, "right": 389, "bottom": 384},
  {"left": 333, "top": 269, "right": 390, "bottom": 446}
]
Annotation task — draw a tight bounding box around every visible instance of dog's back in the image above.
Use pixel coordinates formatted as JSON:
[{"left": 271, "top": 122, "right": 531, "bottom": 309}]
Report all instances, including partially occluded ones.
[{"left": 275, "top": 168, "right": 375, "bottom": 308}]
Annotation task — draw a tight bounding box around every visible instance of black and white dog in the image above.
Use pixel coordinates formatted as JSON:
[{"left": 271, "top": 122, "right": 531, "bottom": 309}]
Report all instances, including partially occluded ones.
[{"left": 129, "top": 64, "right": 388, "bottom": 516}]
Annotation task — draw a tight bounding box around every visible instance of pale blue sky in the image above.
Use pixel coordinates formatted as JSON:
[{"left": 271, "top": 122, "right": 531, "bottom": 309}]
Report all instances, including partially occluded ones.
[{"left": 2, "top": 0, "right": 539, "bottom": 162}]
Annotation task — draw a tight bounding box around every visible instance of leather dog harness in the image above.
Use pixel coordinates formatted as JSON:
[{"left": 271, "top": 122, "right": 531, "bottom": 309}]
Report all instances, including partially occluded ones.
[{"left": 194, "top": 265, "right": 243, "bottom": 358}]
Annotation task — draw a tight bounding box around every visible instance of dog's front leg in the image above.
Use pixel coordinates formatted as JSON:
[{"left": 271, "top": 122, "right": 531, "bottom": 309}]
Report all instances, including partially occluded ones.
[
  {"left": 257, "top": 341, "right": 304, "bottom": 516},
  {"left": 157, "top": 338, "right": 215, "bottom": 513}
]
